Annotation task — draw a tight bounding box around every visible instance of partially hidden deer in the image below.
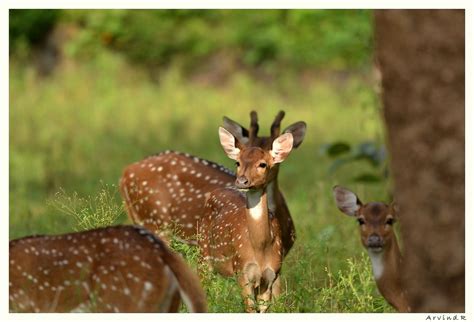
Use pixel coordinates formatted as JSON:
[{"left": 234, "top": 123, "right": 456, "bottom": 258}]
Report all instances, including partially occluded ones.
[
  {"left": 120, "top": 111, "right": 306, "bottom": 259},
  {"left": 9, "top": 225, "right": 207, "bottom": 313},
  {"left": 332, "top": 186, "right": 410, "bottom": 312},
  {"left": 198, "top": 127, "right": 295, "bottom": 313}
]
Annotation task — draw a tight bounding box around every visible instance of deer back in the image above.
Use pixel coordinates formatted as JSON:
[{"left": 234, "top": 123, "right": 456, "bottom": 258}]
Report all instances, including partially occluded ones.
[
  {"left": 9, "top": 225, "right": 206, "bottom": 313},
  {"left": 120, "top": 151, "right": 234, "bottom": 239}
]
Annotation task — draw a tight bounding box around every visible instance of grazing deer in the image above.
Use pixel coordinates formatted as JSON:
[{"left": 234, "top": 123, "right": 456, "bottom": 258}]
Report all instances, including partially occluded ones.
[
  {"left": 332, "top": 186, "right": 410, "bottom": 312},
  {"left": 198, "top": 127, "right": 294, "bottom": 313},
  {"left": 120, "top": 111, "right": 306, "bottom": 259},
  {"left": 9, "top": 225, "right": 207, "bottom": 313}
]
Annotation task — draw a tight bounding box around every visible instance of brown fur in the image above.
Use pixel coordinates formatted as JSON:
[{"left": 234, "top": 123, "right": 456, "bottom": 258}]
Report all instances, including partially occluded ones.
[
  {"left": 373, "top": 240, "right": 408, "bottom": 312},
  {"left": 119, "top": 111, "right": 304, "bottom": 258},
  {"left": 9, "top": 226, "right": 206, "bottom": 313},
  {"left": 199, "top": 188, "right": 282, "bottom": 313},
  {"left": 197, "top": 129, "right": 294, "bottom": 313},
  {"left": 333, "top": 186, "right": 410, "bottom": 312}
]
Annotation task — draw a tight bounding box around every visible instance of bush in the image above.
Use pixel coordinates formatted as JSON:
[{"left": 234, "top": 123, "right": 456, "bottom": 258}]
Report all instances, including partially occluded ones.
[
  {"left": 60, "top": 9, "right": 373, "bottom": 72},
  {"left": 10, "top": 9, "right": 60, "bottom": 54}
]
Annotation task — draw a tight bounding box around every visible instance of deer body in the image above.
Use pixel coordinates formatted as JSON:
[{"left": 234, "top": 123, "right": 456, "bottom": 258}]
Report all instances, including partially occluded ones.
[
  {"left": 121, "top": 151, "right": 235, "bottom": 240},
  {"left": 200, "top": 187, "right": 282, "bottom": 313},
  {"left": 120, "top": 111, "right": 304, "bottom": 258},
  {"left": 9, "top": 226, "right": 206, "bottom": 313},
  {"left": 197, "top": 127, "right": 294, "bottom": 312},
  {"left": 333, "top": 186, "right": 410, "bottom": 312}
]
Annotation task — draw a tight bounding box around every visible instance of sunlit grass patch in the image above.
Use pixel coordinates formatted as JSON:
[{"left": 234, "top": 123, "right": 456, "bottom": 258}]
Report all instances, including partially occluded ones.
[{"left": 47, "top": 183, "right": 125, "bottom": 231}]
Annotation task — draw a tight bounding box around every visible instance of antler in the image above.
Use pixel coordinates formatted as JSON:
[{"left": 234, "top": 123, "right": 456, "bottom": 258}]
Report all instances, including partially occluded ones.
[
  {"left": 249, "top": 111, "right": 259, "bottom": 143},
  {"left": 270, "top": 110, "right": 285, "bottom": 140}
]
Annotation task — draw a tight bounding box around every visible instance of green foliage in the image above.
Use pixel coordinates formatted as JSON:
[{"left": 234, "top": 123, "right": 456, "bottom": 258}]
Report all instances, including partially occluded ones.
[
  {"left": 321, "top": 141, "right": 387, "bottom": 183},
  {"left": 12, "top": 9, "right": 373, "bottom": 73},
  {"left": 9, "top": 9, "right": 60, "bottom": 55},
  {"left": 314, "top": 257, "right": 392, "bottom": 312},
  {"left": 169, "top": 238, "right": 392, "bottom": 313},
  {"left": 169, "top": 241, "right": 243, "bottom": 313},
  {"left": 47, "top": 183, "right": 125, "bottom": 231},
  {"left": 10, "top": 46, "right": 392, "bottom": 312}
]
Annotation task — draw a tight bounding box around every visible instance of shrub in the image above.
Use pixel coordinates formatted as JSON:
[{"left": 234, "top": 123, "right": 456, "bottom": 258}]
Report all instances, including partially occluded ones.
[{"left": 10, "top": 9, "right": 60, "bottom": 54}]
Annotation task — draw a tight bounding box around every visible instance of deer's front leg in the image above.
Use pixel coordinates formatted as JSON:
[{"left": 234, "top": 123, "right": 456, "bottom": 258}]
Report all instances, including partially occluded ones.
[
  {"left": 239, "top": 263, "right": 261, "bottom": 313},
  {"left": 239, "top": 274, "right": 257, "bottom": 313},
  {"left": 256, "top": 268, "right": 277, "bottom": 313},
  {"left": 271, "top": 275, "right": 281, "bottom": 299}
]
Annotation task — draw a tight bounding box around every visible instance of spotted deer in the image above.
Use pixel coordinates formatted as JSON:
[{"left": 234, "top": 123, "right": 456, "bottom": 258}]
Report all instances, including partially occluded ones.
[
  {"left": 332, "top": 186, "right": 410, "bottom": 312},
  {"left": 120, "top": 111, "right": 306, "bottom": 258},
  {"left": 9, "top": 225, "right": 207, "bottom": 313},
  {"left": 198, "top": 127, "right": 294, "bottom": 313}
]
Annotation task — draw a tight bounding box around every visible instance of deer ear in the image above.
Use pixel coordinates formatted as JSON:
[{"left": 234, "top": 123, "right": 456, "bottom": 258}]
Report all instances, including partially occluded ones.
[
  {"left": 283, "top": 121, "right": 306, "bottom": 148},
  {"left": 222, "top": 116, "right": 249, "bottom": 145},
  {"left": 389, "top": 202, "right": 400, "bottom": 219},
  {"left": 219, "top": 127, "right": 240, "bottom": 160},
  {"left": 333, "top": 186, "right": 362, "bottom": 217},
  {"left": 271, "top": 133, "right": 293, "bottom": 164}
]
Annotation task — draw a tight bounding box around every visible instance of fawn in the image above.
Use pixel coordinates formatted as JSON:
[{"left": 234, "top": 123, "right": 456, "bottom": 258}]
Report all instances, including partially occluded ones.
[
  {"left": 332, "top": 186, "right": 410, "bottom": 312},
  {"left": 120, "top": 111, "right": 305, "bottom": 258},
  {"left": 198, "top": 127, "right": 294, "bottom": 312},
  {"left": 9, "top": 225, "right": 207, "bottom": 313}
]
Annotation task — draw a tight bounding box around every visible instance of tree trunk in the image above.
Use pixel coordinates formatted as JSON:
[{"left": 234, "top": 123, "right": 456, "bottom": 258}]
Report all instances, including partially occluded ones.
[{"left": 374, "top": 10, "right": 465, "bottom": 312}]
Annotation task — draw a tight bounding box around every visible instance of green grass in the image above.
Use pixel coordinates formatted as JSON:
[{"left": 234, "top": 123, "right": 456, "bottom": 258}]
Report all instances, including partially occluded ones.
[{"left": 9, "top": 48, "right": 394, "bottom": 312}]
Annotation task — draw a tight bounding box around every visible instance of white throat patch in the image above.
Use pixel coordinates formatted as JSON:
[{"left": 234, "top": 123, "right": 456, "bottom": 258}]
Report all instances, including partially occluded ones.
[
  {"left": 247, "top": 191, "right": 265, "bottom": 220},
  {"left": 367, "top": 249, "right": 385, "bottom": 280}
]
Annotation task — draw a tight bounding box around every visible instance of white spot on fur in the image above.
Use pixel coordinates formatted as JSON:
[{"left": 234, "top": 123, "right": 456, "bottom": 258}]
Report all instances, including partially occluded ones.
[{"left": 144, "top": 281, "right": 153, "bottom": 291}]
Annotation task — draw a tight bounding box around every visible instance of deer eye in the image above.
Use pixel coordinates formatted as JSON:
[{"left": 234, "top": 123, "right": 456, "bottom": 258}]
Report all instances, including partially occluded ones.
[
  {"left": 386, "top": 218, "right": 394, "bottom": 225},
  {"left": 357, "top": 218, "right": 365, "bottom": 226},
  {"left": 258, "top": 162, "right": 267, "bottom": 168},
  {"left": 235, "top": 161, "right": 240, "bottom": 167}
]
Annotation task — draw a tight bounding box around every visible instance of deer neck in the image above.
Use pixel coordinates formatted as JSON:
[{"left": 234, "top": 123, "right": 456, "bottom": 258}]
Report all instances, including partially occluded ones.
[
  {"left": 367, "top": 236, "right": 402, "bottom": 284},
  {"left": 245, "top": 189, "right": 273, "bottom": 251},
  {"left": 265, "top": 168, "right": 280, "bottom": 214},
  {"left": 367, "top": 236, "right": 407, "bottom": 311}
]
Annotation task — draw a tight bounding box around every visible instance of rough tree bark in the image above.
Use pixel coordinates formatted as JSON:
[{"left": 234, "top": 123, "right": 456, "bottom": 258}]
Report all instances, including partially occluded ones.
[{"left": 375, "top": 10, "right": 465, "bottom": 312}]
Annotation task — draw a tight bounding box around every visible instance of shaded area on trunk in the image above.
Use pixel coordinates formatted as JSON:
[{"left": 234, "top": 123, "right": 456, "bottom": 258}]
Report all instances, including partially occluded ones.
[{"left": 375, "top": 9, "right": 465, "bottom": 312}]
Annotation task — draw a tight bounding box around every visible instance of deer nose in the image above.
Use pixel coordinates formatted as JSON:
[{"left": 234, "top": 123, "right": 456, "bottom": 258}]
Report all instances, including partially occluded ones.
[
  {"left": 235, "top": 176, "right": 250, "bottom": 189},
  {"left": 367, "top": 234, "right": 383, "bottom": 248}
]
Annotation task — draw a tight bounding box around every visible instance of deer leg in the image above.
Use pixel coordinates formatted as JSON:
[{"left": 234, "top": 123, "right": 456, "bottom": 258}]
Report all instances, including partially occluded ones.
[
  {"left": 240, "top": 263, "right": 260, "bottom": 313},
  {"left": 256, "top": 268, "right": 276, "bottom": 313},
  {"left": 271, "top": 275, "right": 281, "bottom": 299},
  {"left": 167, "top": 291, "right": 181, "bottom": 313},
  {"left": 196, "top": 230, "right": 213, "bottom": 278}
]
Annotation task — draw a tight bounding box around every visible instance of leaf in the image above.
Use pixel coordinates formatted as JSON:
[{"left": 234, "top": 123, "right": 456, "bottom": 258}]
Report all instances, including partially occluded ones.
[
  {"left": 321, "top": 141, "right": 351, "bottom": 157},
  {"left": 351, "top": 142, "right": 386, "bottom": 167},
  {"left": 352, "top": 173, "right": 382, "bottom": 183}
]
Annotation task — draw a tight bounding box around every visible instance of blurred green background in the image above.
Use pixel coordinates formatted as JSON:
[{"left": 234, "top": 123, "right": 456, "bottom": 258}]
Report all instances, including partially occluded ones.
[{"left": 9, "top": 9, "right": 394, "bottom": 312}]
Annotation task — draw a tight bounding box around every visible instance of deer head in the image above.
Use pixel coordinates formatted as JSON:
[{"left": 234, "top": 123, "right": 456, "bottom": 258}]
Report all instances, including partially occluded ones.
[
  {"left": 218, "top": 127, "right": 294, "bottom": 190},
  {"left": 333, "top": 186, "right": 399, "bottom": 253},
  {"left": 222, "top": 110, "right": 306, "bottom": 151}
]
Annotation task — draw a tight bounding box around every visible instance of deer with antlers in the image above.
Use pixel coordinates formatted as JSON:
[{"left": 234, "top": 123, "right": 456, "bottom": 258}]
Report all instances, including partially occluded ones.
[
  {"left": 198, "top": 127, "right": 295, "bottom": 313},
  {"left": 332, "top": 186, "right": 410, "bottom": 312},
  {"left": 9, "top": 225, "right": 207, "bottom": 313},
  {"left": 119, "top": 111, "right": 306, "bottom": 259}
]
